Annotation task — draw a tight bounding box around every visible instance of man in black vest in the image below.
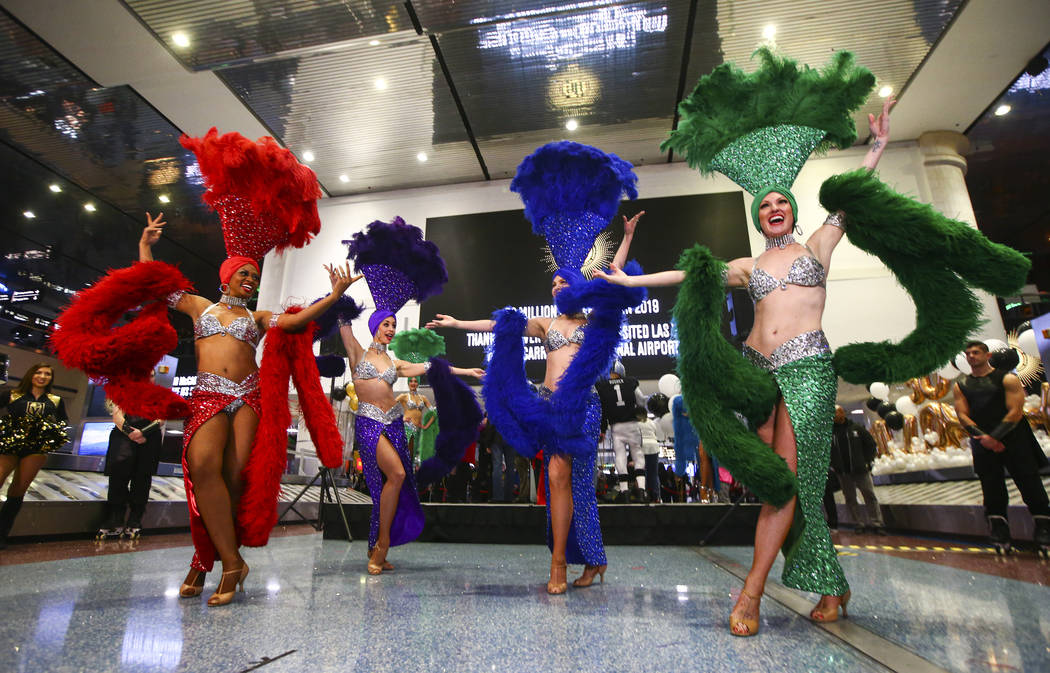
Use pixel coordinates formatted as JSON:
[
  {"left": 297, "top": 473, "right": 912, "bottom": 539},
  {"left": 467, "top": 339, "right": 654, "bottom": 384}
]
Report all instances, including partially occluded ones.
[
  {"left": 954, "top": 340, "right": 1050, "bottom": 552},
  {"left": 596, "top": 361, "right": 648, "bottom": 503}
]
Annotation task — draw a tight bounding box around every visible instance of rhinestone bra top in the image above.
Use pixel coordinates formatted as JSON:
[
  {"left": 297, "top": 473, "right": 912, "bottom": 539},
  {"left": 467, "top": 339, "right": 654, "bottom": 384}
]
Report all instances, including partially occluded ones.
[
  {"left": 404, "top": 396, "right": 426, "bottom": 410},
  {"left": 748, "top": 246, "right": 826, "bottom": 303},
  {"left": 194, "top": 304, "right": 260, "bottom": 348},
  {"left": 354, "top": 359, "right": 397, "bottom": 386},
  {"left": 544, "top": 325, "right": 585, "bottom": 353}
]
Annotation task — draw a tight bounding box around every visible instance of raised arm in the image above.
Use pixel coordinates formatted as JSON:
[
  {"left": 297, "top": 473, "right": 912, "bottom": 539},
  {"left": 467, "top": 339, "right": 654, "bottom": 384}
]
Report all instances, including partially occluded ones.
[
  {"left": 339, "top": 322, "right": 367, "bottom": 371},
  {"left": 139, "top": 212, "right": 165, "bottom": 262},
  {"left": 268, "top": 263, "right": 359, "bottom": 333},
  {"left": 592, "top": 264, "right": 683, "bottom": 288},
  {"left": 611, "top": 211, "right": 645, "bottom": 270},
  {"left": 861, "top": 96, "right": 896, "bottom": 171},
  {"left": 427, "top": 313, "right": 549, "bottom": 340}
]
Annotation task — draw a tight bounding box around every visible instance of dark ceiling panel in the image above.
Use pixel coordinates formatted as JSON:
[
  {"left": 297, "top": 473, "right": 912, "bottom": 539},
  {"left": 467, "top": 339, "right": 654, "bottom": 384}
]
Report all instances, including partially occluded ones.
[
  {"left": 422, "top": 0, "right": 705, "bottom": 177},
  {"left": 123, "top": 0, "right": 412, "bottom": 70},
  {"left": 966, "top": 43, "right": 1050, "bottom": 289},
  {"left": 217, "top": 34, "right": 486, "bottom": 194}
]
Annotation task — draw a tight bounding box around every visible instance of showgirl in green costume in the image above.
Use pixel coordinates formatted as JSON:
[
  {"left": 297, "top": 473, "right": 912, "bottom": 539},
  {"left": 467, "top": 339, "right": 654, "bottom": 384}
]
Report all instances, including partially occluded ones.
[
  {"left": 390, "top": 328, "right": 445, "bottom": 463},
  {"left": 596, "top": 48, "right": 1030, "bottom": 636}
]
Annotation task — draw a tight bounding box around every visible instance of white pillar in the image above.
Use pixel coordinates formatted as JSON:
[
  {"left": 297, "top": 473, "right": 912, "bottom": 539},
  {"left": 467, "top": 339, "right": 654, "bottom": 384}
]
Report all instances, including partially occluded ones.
[{"left": 918, "top": 130, "right": 1007, "bottom": 340}]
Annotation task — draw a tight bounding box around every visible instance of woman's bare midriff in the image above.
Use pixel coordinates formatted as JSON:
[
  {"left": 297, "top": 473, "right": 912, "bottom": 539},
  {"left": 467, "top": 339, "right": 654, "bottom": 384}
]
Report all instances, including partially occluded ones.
[
  {"left": 744, "top": 285, "right": 827, "bottom": 358},
  {"left": 195, "top": 337, "right": 259, "bottom": 382},
  {"left": 354, "top": 356, "right": 397, "bottom": 412}
]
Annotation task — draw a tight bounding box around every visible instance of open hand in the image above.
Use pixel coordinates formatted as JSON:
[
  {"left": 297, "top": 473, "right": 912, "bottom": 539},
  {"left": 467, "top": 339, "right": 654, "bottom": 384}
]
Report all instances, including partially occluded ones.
[
  {"left": 467, "top": 368, "right": 485, "bottom": 379},
  {"left": 426, "top": 314, "right": 458, "bottom": 329},
  {"left": 868, "top": 95, "right": 896, "bottom": 141},
  {"left": 324, "top": 262, "right": 358, "bottom": 295},
  {"left": 592, "top": 263, "right": 631, "bottom": 286},
  {"left": 140, "top": 212, "right": 165, "bottom": 248},
  {"left": 623, "top": 210, "right": 645, "bottom": 236}
]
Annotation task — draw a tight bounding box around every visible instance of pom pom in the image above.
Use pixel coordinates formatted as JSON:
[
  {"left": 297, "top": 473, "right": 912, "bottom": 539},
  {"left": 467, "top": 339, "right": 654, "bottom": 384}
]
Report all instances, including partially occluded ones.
[{"left": 390, "top": 328, "right": 446, "bottom": 364}]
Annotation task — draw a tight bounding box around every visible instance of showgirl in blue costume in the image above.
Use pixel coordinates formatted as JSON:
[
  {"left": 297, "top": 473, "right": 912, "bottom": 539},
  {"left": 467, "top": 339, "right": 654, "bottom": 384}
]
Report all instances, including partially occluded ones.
[
  {"left": 341, "top": 218, "right": 484, "bottom": 575},
  {"left": 428, "top": 142, "right": 646, "bottom": 593}
]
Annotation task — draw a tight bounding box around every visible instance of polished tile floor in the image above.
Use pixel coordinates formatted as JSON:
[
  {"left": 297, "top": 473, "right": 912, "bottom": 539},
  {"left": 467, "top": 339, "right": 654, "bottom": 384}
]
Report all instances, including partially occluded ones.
[{"left": 0, "top": 532, "right": 1047, "bottom": 673}]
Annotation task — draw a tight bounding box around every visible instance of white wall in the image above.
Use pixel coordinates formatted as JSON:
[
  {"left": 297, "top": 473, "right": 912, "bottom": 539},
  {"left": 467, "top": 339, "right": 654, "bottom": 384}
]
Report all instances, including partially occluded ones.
[{"left": 259, "top": 140, "right": 986, "bottom": 355}]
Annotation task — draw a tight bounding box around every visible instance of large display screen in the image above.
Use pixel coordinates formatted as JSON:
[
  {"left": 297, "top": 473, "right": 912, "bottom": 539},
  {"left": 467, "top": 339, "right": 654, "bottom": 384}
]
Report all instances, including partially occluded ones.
[{"left": 423, "top": 192, "right": 753, "bottom": 380}]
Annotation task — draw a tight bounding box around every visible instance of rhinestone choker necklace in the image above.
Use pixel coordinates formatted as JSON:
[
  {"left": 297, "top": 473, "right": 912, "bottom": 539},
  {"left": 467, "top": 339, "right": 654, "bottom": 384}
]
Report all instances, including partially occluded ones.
[
  {"left": 219, "top": 294, "right": 248, "bottom": 308},
  {"left": 765, "top": 233, "right": 796, "bottom": 250},
  {"left": 369, "top": 342, "right": 388, "bottom": 353}
]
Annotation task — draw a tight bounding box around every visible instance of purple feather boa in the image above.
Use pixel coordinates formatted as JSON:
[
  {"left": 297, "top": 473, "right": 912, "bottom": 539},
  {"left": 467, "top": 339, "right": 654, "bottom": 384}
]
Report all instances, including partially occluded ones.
[
  {"left": 415, "top": 357, "right": 483, "bottom": 487},
  {"left": 309, "top": 295, "right": 364, "bottom": 378},
  {"left": 343, "top": 217, "right": 448, "bottom": 303},
  {"left": 482, "top": 261, "right": 647, "bottom": 458}
]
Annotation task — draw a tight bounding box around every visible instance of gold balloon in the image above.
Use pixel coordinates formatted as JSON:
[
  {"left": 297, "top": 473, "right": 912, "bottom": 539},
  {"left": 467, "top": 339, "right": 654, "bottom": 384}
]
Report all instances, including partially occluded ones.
[
  {"left": 902, "top": 414, "right": 920, "bottom": 453},
  {"left": 918, "top": 374, "right": 953, "bottom": 400},
  {"left": 1027, "top": 382, "right": 1050, "bottom": 434},
  {"left": 871, "top": 419, "right": 892, "bottom": 456},
  {"left": 919, "top": 405, "right": 949, "bottom": 449},
  {"left": 345, "top": 382, "right": 359, "bottom": 412},
  {"left": 907, "top": 378, "right": 923, "bottom": 404},
  {"left": 937, "top": 402, "right": 970, "bottom": 447}
]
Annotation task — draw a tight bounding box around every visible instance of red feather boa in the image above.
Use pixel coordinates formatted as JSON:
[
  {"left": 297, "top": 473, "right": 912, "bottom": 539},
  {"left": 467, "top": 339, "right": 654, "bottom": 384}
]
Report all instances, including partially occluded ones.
[
  {"left": 50, "top": 262, "right": 192, "bottom": 419},
  {"left": 238, "top": 305, "right": 344, "bottom": 547}
]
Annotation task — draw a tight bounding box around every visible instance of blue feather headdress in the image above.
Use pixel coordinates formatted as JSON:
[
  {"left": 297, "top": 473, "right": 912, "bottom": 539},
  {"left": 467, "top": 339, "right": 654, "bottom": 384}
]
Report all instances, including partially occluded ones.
[
  {"left": 343, "top": 217, "right": 448, "bottom": 335},
  {"left": 510, "top": 141, "right": 638, "bottom": 277}
]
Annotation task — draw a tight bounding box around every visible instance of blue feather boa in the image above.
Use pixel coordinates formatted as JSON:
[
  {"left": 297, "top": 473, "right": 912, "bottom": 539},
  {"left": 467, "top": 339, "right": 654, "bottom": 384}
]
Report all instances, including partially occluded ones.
[{"left": 483, "top": 262, "right": 647, "bottom": 459}]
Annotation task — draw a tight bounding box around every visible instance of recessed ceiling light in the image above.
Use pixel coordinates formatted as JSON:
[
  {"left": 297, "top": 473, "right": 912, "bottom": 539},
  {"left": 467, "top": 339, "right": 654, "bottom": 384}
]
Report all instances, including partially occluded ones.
[
  {"left": 48, "top": 184, "right": 62, "bottom": 193},
  {"left": 158, "top": 194, "right": 170, "bottom": 204},
  {"left": 878, "top": 85, "right": 893, "bottom": 98},
  {"left": 302, "top": 150, "right": 315, "bottom": 162},
  {"left": 83, "top": 203, "right": 96, "bottom": 212},
  {"left": 22, "top": 210, "right": 35, "bottom": 219},
  {"left": 762, "top": 24, "right": 777, "bottom": 40},
  {"left": 417, "top": 152, "right": 428, "bottom": 162},
  {"left": 171, "top": 32, "right": 191, "bottom": 48},
  {"left": 565, "top": 119, "right": 578, "bottom": 131},
  {"left": 339, "top": 174, "right": 349, "bottom": 183},
  {"left": 374, "top": 77, "right": 388, "bottom": 90},
  {"left": 994, "top": 104, "right": 1011, "bottom": 116},
  {"left": 369, "top": 39, "right": 380, "bottom": 46}
]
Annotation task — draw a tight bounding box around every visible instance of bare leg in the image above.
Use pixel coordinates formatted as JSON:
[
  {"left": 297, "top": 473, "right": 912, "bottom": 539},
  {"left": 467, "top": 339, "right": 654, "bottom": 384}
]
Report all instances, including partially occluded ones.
[
  {"left": 371, "top": 434, "right": 405, "bottom": 568},
  {"left": 546, "top": 454, "right": 573, "bottom": 591},
  {"left": 6, "top": 454, "right": 47, "bottom": 497},
  {"left": 731, "top": 399, "right": 798, "bottom": 634},
  {"left": 698, "top": 442, "right": 714, "bottom": 500},
  {"left": 185, "top": 415, "right": 242, "bottom": 569}
]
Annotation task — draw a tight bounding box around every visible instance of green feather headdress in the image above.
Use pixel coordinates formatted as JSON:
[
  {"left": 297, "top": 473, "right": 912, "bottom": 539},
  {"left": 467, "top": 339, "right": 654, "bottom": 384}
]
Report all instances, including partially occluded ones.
[
  {"left": 663, "top": 48, "right": 875, "bottom": 229},
  {"left": 390, "top": 328, "right": 445, "bottom": 364}
]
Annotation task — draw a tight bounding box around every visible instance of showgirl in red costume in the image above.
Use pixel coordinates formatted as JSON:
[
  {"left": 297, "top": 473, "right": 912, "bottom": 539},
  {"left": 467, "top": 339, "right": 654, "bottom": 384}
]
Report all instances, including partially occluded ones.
[{"left": 55, "top": 129, "right": 351, "bottom": 607}]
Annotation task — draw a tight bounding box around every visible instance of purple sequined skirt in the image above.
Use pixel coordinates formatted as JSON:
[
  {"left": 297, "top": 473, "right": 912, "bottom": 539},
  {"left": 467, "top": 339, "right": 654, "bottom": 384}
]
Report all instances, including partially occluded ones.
[{"left": 355, "top": 402, "right": 424, "bottom": 549}]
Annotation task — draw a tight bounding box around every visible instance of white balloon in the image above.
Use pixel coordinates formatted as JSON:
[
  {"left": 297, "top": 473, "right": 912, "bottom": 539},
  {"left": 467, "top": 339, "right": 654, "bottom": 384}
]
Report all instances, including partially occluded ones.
[
  {"left": 659, "top": 412, "right": 674, "bottom": 437},
  {"left": 925, "top": 431, "right": 940, "bottom": 445},
  {"left": 1017, "top": 330, "right": 1040, "bottom": 358},
  {"left": 869, "top": 382, "right": 890, "bottom": 401},
  {"left": 984, "top": 338, "right": 1008, "bottom": 354},
  {"left": 953, "top": 352, "right": 972, "bottom": 375},
  {"left": 658, "top": 373, "right": 681, "bottom": 398},
  {"left": 936, "top": 362, "right": 959, "bottom": 380},
  {"left": 895, "top": 395, "right": 918, "bottom": 417}
]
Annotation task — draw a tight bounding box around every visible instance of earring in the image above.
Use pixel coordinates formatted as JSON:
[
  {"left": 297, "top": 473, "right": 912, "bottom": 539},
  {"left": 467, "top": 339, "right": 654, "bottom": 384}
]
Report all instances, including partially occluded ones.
[
  {"left": 219, "top": 283, "right": 230, "bottom": 294},
  {"left": 793, "top": 224, "right": 803, "bottom": 235}
]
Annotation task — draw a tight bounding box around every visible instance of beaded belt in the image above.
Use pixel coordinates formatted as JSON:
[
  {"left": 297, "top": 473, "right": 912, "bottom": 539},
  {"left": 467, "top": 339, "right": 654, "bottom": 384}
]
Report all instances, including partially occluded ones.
[
  {"left": 743, "top": 330, "right": 830, "bottom": 371},
  {"left": 195, "top": 372, "right": 259, "bottom": 413},
  {"left": 356, "top": 401, "right": 404, "bottom": 425}
]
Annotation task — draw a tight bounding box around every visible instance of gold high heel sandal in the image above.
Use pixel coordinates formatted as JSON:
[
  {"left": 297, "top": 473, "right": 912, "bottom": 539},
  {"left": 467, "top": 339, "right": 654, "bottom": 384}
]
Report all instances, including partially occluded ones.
[
  {"left": 546, "top": 560, "right": 568, "bottom": 595},
  {"left": 810, "top": 590, "right": 851, "bottom": 622},
  {"left": 207, "top": 562, "right": 249, "bottom": 607},
  {"left": 572, "top": 564, "right": 607, "bottom": 588},
  {"left": 368, "top": 544, "right": 389, "bottom": 575},
  {"left": 179, "top": 568, "right": 206, "bottom": 598},
  {"left": 368, "top": 546, "right": 394, "bottom": 571},
  {"left": 729, "top": 589, "right": 762, "bottom": 637}
]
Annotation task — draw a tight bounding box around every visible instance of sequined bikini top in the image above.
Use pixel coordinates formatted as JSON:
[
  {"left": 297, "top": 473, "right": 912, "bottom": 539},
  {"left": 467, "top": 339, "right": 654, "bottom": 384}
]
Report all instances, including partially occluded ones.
[
  {"left": 544, "top": 324, "right": 585, "bottom": 353},
  {"left": 748, "top": 245, "right": 826, "bottom": 303},
  {"left": 404, "top": 395, "right": 426, "bottom": 410},
  {"left": 194, "top": 304, "right": 260, "bottom": 347},
  {"left": 354, "top": 359, "right": 397, "bottom": 385}
]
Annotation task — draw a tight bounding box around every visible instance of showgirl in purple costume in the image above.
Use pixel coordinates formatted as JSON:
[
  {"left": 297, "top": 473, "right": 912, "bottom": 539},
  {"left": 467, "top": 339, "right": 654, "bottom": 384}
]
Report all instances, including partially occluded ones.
[
  {"left": 429, "top": 142, "right": 646, "bottom": 593},
  {"left": 341, "top": 218, "right": 484, "bottom": 575}
]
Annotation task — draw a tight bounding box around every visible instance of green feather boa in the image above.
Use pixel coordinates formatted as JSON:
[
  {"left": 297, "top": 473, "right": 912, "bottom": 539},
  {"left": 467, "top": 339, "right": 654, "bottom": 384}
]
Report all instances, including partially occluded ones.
[
  {"left": 673, "top": 245, "right": 797, "bottom": 506},
  {"left": 390, "top": 328, "right": 446, "bottom": 364},
  {"left": 821, "top": 169, "right": 1031, "bottom": 383}
]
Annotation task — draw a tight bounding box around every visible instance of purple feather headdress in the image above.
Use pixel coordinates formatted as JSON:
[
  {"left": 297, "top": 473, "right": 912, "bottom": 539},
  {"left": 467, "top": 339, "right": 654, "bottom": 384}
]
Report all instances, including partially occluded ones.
[
  {"left": 511, "top": 141, "right": 638, "bottom": 274},
  {"left": 344, "top": 217, "right": 448, "bottom": 334}
]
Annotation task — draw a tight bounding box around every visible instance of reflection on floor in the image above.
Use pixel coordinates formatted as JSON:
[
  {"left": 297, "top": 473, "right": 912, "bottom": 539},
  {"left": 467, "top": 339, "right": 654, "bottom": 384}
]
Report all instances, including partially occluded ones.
[{"left": 0, "top": 532, "right": 1047, "bottom": 673}]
